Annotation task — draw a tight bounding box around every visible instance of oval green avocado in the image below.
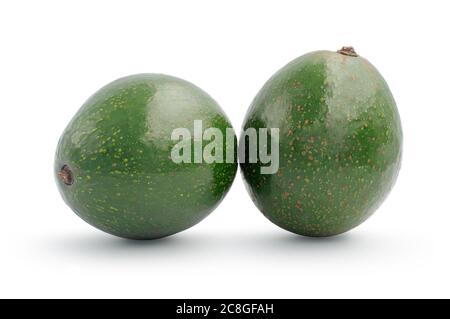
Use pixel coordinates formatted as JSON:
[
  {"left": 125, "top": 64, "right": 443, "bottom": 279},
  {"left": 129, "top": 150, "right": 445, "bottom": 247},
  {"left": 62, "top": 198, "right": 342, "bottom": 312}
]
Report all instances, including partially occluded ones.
[
  {"left": 55, "top": 74, "right": 237, "bottom": 239},
  {"left": 240, "top": 47, "right": 402, "bottom": 237}
]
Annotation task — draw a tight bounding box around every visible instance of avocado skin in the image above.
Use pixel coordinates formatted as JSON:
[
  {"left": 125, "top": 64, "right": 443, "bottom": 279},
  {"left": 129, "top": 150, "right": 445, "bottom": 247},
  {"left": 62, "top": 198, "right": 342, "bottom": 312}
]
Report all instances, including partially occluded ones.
[
  {"left": 240, "top": 51, "right": 402, "bottom": 237},
  {"left": 55, "top": 74, "right": 237, "bottom": 239}
]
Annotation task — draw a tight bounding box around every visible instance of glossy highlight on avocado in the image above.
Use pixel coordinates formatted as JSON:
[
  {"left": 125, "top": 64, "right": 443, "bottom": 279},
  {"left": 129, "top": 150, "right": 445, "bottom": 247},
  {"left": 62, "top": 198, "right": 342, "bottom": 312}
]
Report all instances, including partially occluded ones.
[
  {"left": 55, "top": 74, "right": 237, "bottom": 239},
  {"left": 240, "top": 47, "right": 402, "bottom": 237}
]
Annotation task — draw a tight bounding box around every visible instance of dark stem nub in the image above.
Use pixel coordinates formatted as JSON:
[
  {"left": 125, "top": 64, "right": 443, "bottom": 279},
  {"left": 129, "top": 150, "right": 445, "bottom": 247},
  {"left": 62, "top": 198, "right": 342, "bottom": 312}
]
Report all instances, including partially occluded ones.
[
  {"left": 337, "top": 46, "right": 358, "bottom": 57},
  {"left": 59, "top": 165, "right": 74, "bottom": 185}
]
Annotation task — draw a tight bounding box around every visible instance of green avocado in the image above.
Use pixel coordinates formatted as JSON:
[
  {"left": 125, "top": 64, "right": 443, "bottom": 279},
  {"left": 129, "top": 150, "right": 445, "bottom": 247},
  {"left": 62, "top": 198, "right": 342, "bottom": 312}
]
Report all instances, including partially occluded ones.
[
  {"left": 240, "top": 47, "right": 402, "bottom": 237},
  {"left": 55, "top": 74, "right": 237, "bottom": 239}
]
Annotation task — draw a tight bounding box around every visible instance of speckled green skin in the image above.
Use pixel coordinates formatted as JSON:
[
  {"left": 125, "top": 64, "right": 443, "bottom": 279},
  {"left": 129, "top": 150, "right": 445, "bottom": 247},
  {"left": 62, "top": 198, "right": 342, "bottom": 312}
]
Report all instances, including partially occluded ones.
[
  {"left": 55, "top": 74, "right": 237, "bottom": 239},
  {"left": 240, "top": 51, "right": 402, "bottom": 237}
]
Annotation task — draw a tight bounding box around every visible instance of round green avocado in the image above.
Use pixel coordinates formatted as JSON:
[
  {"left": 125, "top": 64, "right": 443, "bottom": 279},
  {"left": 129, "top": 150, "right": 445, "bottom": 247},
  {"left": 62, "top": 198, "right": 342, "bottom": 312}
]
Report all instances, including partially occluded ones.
[
  {"left": 55, "top": 74, "right": 237, "bottom": 239},
  {"left": 240, "top": 47, "right": 402, "bottom": 237}
]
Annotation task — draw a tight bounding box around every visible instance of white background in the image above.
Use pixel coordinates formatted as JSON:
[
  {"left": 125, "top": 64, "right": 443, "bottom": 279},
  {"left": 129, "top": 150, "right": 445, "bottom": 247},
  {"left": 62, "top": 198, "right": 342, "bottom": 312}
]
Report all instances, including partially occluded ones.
[{"left": 1, "top": 0, "right": 449, "bottom": 298}]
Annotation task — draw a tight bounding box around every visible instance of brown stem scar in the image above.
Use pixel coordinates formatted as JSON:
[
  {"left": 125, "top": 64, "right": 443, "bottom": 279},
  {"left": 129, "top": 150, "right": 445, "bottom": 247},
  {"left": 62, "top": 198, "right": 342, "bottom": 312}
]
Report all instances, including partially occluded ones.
[
  {"left": 59, "top": 165, "right": 74, "bottom": 185},
  {"left": 337, "top": 46, "right": 358, "bottom": 57}
]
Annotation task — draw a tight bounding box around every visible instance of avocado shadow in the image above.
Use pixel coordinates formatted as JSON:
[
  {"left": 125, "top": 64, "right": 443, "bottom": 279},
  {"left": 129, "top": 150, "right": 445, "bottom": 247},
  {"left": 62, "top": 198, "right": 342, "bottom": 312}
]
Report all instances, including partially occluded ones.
[
  {"left": 42, "top": 226, "right": 380, "bottom": 263},
  {"left": 230, "top": 230, "right": 360, "bottom": 254},
  {"left": 261, "top": 231, "right": 353, "bottom": 246},
  {"left": 42, "top": 230, "right": 208, "bottom": 260}
]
